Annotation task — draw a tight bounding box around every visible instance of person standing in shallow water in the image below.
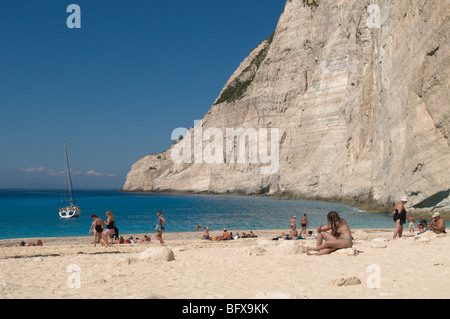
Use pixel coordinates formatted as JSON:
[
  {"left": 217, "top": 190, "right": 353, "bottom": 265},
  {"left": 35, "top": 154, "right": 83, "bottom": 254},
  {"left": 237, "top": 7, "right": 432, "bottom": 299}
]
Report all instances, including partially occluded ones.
[
  {"left": 155, "top": 210, "right": 166, "bottom": 245},
  {"left": 290, "top": 216, "right": 296, "bottom": 230}
]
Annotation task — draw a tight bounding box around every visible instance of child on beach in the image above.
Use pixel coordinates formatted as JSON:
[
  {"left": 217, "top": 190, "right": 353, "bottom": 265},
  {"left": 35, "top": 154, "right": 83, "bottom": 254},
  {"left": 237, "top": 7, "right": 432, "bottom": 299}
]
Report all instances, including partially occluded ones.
[{"left": 418, "top": 219, "right": 427, "bottom": 232}]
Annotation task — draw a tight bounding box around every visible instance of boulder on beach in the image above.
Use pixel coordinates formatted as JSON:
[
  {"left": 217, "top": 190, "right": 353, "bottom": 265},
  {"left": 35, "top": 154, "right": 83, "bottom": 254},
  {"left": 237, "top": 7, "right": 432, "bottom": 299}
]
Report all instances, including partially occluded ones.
[
  {"left": 335, "top": 247, "right": 359, "bottom": 256},
  {"left": 139, "top": 247, "right": 175, "bottom": 262},
  {"left": 243, "top": 246, "right": 267, "bottom": 256},
  {"left": 279, "top": 240, "right": 307, "bottom": 254}
]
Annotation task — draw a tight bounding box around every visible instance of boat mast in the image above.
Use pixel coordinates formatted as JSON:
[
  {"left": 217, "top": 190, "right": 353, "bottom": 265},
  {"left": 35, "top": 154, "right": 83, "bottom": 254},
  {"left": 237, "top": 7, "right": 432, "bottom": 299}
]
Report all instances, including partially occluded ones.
[{"left": 64, "top": 141, "right": 75, "bottom": 204}]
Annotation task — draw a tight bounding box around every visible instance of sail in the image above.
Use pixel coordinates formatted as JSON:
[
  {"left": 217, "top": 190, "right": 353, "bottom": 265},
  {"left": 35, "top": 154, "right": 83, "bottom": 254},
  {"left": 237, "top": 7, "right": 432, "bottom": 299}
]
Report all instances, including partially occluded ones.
[{"left": 59, "top": 141, "right": 81, "bottom": 218}]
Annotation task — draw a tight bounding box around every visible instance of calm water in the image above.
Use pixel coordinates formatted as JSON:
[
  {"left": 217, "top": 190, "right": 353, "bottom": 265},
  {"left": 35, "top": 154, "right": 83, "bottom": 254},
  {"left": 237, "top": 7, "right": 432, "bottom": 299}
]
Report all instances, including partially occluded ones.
[{"left": 0, "top": 189, "right": 393, "bottom": 240}]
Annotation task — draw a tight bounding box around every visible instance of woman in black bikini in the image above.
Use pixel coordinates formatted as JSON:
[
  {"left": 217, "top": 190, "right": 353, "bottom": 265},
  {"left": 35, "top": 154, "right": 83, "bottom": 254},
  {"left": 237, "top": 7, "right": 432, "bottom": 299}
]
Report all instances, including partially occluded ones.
[
  {"left": 393, "top": 197, "right": 408, "bottom": 239},
  {"left": 104, "top": 211, "right": 116, "bottom": 247},
  {"left": 307, "top": 211, "right": 353, "bottom": 255},
  {"left": 90, "top": 214, "right": 106, "bottom": 247}
]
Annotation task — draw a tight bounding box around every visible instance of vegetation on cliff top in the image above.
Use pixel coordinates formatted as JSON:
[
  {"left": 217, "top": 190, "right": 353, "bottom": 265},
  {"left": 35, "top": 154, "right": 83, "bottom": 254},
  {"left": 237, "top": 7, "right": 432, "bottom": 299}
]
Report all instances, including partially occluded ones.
[{"left": 214, "top": 33, "right": 274, "bottom": 105}]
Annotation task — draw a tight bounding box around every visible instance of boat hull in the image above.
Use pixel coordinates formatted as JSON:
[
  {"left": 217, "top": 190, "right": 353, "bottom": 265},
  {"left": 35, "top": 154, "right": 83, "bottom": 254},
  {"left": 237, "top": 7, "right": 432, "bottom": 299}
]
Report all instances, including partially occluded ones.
[{"left": 59, "top": 206, "right": 81, "bottom": 218}]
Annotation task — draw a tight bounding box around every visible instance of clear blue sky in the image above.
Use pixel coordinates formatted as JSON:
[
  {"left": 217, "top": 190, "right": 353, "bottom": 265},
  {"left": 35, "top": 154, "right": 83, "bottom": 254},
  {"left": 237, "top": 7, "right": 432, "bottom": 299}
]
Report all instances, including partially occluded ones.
[{"left": 0, "top": 0, "right": 285, "bottom": 189}]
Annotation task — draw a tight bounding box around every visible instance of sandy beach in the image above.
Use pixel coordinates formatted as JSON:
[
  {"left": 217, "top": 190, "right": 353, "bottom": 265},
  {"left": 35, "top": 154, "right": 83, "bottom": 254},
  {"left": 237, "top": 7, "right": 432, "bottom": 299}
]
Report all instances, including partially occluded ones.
[{"left": 0, "top": 228, "right": 449, "bottom": 299}]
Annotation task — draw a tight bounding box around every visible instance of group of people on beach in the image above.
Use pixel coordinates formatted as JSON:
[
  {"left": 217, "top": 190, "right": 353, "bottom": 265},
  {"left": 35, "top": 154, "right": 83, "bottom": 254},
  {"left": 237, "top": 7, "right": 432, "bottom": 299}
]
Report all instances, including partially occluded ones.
[
  {"left": 392, "top": 196, "right": 446, "bottom": 239},
  {"left": 89, "top": 210, "right": 166, "bottom": 247},
  {"left": 303, "top": 196, "right": 446, "bottom": 255},
  {"left": 288, "top": 214, "right": 309, "bottom": 239},
  {"left": 116, "top": 235, "right": 151, "bottom": 244},
  {"left": 85, "top": 196, "right": 445, "bottom": 255},
  {"left": 89, "top": 211, "right": 117, "bottom": 247},
  {"left": 199, "top": 225, "right": 257, "bottom": 241}
]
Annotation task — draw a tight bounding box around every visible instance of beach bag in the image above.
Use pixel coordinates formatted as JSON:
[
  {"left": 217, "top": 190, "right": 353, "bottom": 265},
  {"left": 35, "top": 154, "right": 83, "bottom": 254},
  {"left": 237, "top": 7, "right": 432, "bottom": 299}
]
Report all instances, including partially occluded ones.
[
  {"left": 113, "top": 226, "right": 119, "bottom": 240},
  {"left": 155, "top": 217, "right": 161, "bottom": 231}
]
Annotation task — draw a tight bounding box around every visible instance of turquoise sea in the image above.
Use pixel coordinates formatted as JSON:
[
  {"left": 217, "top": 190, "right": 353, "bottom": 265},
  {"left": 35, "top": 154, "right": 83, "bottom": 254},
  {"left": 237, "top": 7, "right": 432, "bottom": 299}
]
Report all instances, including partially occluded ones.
[{"left": 0, "top": 189, "right": 394, "bottom": 240}]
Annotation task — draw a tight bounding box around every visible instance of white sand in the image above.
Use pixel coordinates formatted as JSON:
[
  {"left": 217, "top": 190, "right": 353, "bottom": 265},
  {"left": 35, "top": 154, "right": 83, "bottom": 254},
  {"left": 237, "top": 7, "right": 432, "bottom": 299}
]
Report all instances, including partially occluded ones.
[{"left": 0, "top": 228, "right": 449, "bottom": 299}]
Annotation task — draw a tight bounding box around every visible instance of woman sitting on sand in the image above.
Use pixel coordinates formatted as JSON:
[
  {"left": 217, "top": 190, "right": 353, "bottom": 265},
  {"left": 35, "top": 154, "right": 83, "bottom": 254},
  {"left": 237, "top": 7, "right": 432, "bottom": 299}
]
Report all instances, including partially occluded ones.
[
  {"left": 202, "top": 226, "right": 210, "bottom": 240},
  {"left": 307, "top": 211, "right": 353, "bottom": 255}
]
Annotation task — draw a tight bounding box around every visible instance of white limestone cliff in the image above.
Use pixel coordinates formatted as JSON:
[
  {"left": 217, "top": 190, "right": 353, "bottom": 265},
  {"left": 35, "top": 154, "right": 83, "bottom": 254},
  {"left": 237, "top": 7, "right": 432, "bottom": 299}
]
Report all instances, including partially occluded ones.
[{"left": 122, "top": 0, "right": 450, "bottom": 217}]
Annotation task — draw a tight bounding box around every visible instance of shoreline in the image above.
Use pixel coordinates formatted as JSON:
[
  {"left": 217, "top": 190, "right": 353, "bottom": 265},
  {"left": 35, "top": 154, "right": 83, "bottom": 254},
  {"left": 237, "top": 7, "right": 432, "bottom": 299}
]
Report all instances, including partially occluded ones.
[
  {"left": 120, "top": 189, "right": 450, "bottom": 219},
  {"left": 0, "top": 228, "right": 397, "bottom": 247},
  {"left": 120, "top": 188, "right": 390, "bottom": 213}
]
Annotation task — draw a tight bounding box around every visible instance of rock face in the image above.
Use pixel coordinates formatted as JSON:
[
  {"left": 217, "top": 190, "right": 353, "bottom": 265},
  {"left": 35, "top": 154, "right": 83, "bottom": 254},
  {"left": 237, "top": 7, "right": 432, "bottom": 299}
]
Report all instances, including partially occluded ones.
[{"left": 122, "top": 0, "right": 450, "bottom": 216}]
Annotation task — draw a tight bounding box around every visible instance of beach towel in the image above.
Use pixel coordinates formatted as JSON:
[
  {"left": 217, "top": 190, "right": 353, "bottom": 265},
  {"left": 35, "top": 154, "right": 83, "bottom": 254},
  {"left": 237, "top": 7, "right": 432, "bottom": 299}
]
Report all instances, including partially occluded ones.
[{"left": 417, "top": 228, "right": 430, "bottom": 235}]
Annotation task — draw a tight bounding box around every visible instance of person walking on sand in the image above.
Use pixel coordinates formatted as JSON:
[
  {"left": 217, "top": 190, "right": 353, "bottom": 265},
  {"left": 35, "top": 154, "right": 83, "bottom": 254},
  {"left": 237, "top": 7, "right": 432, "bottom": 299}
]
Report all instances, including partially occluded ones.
[
  {"left": 307, "top": 211, "right": 353, "bottom": 255},
  {"left": 104, "top": 210, "right": 116, "bottom": 247},
  {"left": 155, "top": 210, "right": 166, "bottom": 245},
  {"left": 408, "top": 212, "right": 415, "bottom": 234},
  {"left": 90, "top": 214, "right": 106, "bottom": 247},
  {"left": 300, "top": 214, "right": 309, "bottom": 237},
  {"left": 393, "top": 196, "right": 408, "bottom": 239}
]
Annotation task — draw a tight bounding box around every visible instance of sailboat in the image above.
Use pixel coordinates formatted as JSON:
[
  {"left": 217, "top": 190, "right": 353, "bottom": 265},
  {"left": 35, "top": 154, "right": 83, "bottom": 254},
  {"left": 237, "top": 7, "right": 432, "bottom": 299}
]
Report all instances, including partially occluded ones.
[{"left": 59, "top": 141, "right": 81, "bottom": 218}]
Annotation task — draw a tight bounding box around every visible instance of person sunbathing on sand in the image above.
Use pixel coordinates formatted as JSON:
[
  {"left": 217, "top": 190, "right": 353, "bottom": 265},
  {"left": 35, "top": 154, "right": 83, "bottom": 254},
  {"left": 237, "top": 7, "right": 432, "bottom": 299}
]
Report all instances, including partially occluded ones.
[
  {"left": 307, "top": 211, "right": 353, "bottom": 255},
  {"left": 135, "top": 235, "right": 151, "bottom": 243},
  {"left": 20, "top": 239, "right": 43, "bottom": 247}
]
